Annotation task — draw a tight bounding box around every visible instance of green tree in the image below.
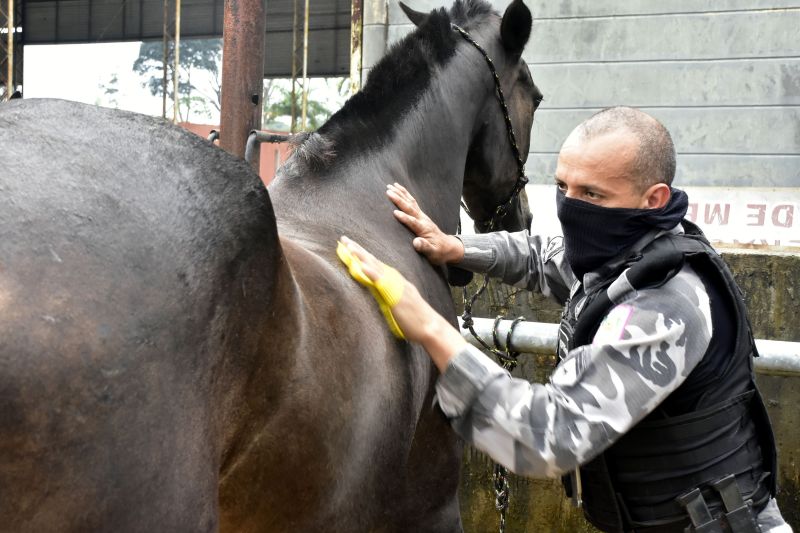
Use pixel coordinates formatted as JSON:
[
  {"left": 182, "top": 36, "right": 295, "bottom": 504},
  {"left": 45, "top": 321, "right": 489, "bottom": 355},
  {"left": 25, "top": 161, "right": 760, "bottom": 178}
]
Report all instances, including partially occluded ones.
[
  {"left": 261, "top": 77, "right": 349, "bottom": 132},
  {"left": 97, "top": 73, "right": 120, "bottom": 108},
  {"left": 133, "top": 38, "right": 222, "bottom": 122}
]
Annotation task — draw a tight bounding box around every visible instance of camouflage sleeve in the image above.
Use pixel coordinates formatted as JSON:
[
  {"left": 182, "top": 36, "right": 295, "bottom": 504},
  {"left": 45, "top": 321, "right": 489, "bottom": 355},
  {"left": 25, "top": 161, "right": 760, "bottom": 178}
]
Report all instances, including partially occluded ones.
[
  {"left": 457, "top": 230, "right": 575, "bottom": 304},
  {"left": 435, "top": 265, "right": 713, "bottom": 478}
]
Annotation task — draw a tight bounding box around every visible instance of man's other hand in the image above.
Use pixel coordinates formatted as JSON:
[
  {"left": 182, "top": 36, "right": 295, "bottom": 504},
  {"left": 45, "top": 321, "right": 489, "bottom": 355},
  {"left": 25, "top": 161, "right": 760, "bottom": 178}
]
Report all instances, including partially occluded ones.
[{"left": 386, "top": 183, "right": 465, "bottom": 265}]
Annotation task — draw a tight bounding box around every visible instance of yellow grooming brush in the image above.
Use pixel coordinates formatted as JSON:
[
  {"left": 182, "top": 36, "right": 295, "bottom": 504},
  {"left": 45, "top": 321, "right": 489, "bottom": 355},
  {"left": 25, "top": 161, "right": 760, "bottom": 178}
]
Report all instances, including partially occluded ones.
[{"left": 337, "top": 241, "right": 406, "bottom": 339}]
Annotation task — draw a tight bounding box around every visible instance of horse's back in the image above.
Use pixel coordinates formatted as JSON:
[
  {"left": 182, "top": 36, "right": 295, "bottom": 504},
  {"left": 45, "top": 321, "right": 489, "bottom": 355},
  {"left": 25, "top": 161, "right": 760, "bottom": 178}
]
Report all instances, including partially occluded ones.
[{"left": 0, "top": 99, "right": 278, "bottom": 531}]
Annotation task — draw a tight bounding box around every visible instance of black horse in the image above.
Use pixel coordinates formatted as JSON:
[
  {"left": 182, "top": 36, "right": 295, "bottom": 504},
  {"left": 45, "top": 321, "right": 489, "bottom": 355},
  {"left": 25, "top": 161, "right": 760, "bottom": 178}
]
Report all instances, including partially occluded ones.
[{"left": 0, "top": 1, "right": 541, "bottom": 531}]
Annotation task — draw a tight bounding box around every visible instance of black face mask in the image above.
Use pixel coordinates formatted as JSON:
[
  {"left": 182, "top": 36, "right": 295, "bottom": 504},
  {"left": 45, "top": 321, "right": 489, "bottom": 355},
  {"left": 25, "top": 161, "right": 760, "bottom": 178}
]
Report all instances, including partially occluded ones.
[{"left": 556, "top": 187, "right": 689, "bottom": 280}]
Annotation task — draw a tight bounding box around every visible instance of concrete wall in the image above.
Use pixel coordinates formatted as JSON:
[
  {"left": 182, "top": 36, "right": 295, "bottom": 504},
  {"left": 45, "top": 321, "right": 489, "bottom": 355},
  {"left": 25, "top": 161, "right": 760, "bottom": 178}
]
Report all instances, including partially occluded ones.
[
  {"left": 452, "top": 251, "right": 800, "bottom": 532},
  {"left": 362, "top": 0, "right": 800, "bottom": 188}
]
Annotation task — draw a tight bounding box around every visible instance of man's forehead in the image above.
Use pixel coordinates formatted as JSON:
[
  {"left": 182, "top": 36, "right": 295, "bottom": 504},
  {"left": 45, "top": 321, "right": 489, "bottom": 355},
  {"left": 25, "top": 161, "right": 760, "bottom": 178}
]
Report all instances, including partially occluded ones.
[
  {"left": 556, "top": 128, "right": 640, "bottom": 187},
  {"left": 565, "top": 126, "right": 639, "bottom": 152}
]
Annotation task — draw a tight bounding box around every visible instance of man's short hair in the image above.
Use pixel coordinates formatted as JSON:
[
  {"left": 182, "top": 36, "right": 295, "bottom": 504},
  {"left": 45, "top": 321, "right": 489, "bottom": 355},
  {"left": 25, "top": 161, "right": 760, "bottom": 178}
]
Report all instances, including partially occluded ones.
[{"left": 578, "top": 106, "right": 676, "bottom": 190}]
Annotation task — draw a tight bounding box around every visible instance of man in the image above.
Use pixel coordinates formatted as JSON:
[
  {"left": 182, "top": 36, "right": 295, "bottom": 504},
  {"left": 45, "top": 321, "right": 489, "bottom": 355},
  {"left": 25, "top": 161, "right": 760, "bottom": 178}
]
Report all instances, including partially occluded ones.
[{"left": 338, "top": 107, "right": 791, "bottom": 532}]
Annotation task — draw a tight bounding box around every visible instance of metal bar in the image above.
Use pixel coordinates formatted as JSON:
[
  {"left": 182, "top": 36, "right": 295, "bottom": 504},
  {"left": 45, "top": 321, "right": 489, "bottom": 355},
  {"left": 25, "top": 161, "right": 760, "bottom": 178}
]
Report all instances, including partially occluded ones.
[
  {"left": 459, "top": 318, "right": 800, "bottom": 377},
  {"left": 173, "top": 0, "right": 181, "bottom": 123},
  {"left": 349, "top": 0, "right": 362, "bottom": 95},
  {"left": 87, "top": 0, "right": 92, "bottom": 40},
  {"left": 752, "top": 339, "right": 800, "bottom": 376},
  {"left": 244, "top": 129, "right": 290, "bottom": 165},
  {"left": 290, "top": 0, "right": 298, "bottom": 132},
  {"left": 220, "top": 0, "right": 267, "bottom": 167},
  {"left": 7, "top": 0, "right": 13, "bottom": 97},
  {"left": 12, "top": 0, "right": 20, "bottom": 92},
  {"left": 212, "top": 0, "right": 218, "bottom": 34},
  {"left": 162, "top": 0, "right": 168, "bottom": 118},
  {"left": 301, "top": 0, "right": 309, "bottom": 130}
]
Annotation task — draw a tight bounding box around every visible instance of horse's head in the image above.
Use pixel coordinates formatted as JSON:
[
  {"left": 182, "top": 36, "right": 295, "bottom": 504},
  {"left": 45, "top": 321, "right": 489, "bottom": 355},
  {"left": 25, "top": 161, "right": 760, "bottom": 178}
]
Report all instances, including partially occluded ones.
[{"left": 402, "top": 0, "right": 541, "bottom": 233}]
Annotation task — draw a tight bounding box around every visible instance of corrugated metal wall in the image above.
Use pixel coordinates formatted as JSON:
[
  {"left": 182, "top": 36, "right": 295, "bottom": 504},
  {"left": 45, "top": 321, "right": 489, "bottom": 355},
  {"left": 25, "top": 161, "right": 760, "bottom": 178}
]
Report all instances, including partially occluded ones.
[
  {"left": 21, "top": 0, "right": 352, "bottom": 77},
  {"left": 363, "top": 0, "right": 800, "bottom": 188}
]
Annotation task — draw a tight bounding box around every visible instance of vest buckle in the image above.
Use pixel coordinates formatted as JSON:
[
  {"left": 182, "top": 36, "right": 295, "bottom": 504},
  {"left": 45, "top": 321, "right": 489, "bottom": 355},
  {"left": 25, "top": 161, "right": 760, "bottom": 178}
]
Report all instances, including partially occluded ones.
[
  {"left": 676, "top": 488, "right": 724, "bottom": 533},
  {"left": 710, "top": 475, "right": 762, "bottom": 533}
]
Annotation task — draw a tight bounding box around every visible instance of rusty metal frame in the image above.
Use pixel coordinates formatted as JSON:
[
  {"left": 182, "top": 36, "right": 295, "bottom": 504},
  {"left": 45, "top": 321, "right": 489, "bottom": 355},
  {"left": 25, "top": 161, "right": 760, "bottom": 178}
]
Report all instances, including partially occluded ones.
[
  {"left": 300, "top": 0, "right": 310, "bottom": 130},
  {"left": 173, "top": 0, "right": 181, "bottom": 123},
  {"left": 161, "top": 0, "right": 170, "bottom": 118},
  {"left": 2, "top": 0, "right": 12, "bottom": 98},
  {"left": 349, "top": 0, "right": 362, "bottom": 95},
  {"left": 1, "top": 0, "right": 22, "bottom": 99},
  {"left": 290, "top": 0, "right": 298, "bottom": 131},
  {"left": 220, "top": 0, "right": 267, "bottom": 166}
]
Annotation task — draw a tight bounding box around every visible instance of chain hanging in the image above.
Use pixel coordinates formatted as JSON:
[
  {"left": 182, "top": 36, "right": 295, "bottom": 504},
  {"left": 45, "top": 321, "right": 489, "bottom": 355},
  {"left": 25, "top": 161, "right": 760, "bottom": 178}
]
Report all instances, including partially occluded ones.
[{"left": 493, "top": 316, "right": 524, "bottom": 533}]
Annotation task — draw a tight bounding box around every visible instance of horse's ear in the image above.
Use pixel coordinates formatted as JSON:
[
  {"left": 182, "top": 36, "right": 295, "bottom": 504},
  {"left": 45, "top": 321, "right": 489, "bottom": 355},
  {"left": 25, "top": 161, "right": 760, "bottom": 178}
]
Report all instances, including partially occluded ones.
[
  {"left": 500, "top": 0, "right": 532, "bottom": 54},
  {"left": 399, "top": 2, "right": 429, "bottom": 27}
]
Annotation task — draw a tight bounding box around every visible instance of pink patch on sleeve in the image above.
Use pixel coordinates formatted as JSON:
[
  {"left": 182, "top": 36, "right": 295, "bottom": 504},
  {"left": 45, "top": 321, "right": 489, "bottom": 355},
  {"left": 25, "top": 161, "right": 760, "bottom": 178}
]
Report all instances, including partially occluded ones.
[{"left": 592, "top": 304, "right": 634, "bottom": 346}]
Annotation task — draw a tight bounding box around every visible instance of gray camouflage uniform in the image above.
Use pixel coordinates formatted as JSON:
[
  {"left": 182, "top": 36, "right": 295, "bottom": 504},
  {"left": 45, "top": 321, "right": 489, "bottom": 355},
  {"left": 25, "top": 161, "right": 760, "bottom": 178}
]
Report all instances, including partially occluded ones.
[{"left": 434, "top": 226, "right": 791, "bottom": 532}]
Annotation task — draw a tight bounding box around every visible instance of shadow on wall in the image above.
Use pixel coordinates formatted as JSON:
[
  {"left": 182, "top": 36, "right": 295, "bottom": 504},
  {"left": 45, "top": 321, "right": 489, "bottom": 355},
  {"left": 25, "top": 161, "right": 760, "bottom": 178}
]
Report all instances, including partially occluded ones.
[{"left": 180, "top": 122, "right": 293, "bottom": 186}]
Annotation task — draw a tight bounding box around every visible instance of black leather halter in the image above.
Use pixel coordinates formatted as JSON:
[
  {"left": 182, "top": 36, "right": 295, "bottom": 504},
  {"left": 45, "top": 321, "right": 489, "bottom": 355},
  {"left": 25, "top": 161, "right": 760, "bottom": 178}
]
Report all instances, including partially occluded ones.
[{"left": 451, "top": 23, "right": 532, "bottom": 232}]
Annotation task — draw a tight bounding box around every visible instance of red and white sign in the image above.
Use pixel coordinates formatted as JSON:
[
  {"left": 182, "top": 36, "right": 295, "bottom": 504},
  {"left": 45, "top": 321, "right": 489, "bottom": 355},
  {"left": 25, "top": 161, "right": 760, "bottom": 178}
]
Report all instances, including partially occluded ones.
[{"left": 461, "top": 185, "right": 800, "bottom": 251}]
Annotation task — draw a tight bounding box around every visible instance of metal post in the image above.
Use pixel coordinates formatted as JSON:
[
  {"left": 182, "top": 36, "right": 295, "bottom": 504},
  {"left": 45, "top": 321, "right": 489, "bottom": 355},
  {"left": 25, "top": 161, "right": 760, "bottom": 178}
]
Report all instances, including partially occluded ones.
[
  {"left": 349, "top": 0, "right": 362, "bottom": 95},
  {"left": 220, "top": 0, "right": 267, "bottom": 168},
  {"left": 301, "top": 0, "right": 309, "bottom": 130},
  {"left": 173, "top": 0, "right": 181, "bottom": 123},
  {"left": 290, "top": 0, "right": 298, "bottom": 132},
  {"left": 162, "top": 0, "right": 169, "bottom": 118},
  {"left": 6, "top": 0, "right": 12, "bottom": 98}
]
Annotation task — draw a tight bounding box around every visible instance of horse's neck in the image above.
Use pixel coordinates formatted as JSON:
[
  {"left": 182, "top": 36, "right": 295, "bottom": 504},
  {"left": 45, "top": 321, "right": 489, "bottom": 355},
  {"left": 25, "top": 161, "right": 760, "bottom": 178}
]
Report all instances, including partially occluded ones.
[
  {"left": 271, "top": 54, "right": 492, "bottom": 245},
  {"left": 379, "top": 59, "right": 493, "bottom": 230}
]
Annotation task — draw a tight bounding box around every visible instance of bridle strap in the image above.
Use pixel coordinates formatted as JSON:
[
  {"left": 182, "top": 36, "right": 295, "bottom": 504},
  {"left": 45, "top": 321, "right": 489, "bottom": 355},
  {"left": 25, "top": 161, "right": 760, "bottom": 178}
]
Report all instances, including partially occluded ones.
[{"left": 451, "top": 23, "right": 529, "bottom": 232}]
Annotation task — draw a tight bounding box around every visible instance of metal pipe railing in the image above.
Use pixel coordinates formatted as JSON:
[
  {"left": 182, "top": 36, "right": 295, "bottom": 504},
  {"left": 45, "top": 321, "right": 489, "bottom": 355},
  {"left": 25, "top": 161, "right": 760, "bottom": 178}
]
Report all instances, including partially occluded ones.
[
  {"left": 459, "top": 317, "right": 800, "bottom": 377},
  {"left": 6, "top": 0, "right": 13, "bottom": 98},
  {"left": 244, "top": 130, "right": 291, "bottom": 165}
]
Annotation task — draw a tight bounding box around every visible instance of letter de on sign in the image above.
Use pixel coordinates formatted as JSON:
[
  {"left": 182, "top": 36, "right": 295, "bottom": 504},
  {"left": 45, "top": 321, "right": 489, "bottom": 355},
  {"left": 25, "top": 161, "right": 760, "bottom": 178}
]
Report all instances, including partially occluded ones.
[
  {"left": 772, "top": 205, "right": 794, "bottom": 228},
  {"left": 747, "top": 204, "right": 767, "bottom": 226}
]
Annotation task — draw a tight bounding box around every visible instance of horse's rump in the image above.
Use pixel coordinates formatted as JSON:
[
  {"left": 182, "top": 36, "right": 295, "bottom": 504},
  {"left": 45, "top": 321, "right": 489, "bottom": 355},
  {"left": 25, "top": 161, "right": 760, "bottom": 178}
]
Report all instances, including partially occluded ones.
[{"left": 0, "top": 99, "right": 280, "bottom": 531}]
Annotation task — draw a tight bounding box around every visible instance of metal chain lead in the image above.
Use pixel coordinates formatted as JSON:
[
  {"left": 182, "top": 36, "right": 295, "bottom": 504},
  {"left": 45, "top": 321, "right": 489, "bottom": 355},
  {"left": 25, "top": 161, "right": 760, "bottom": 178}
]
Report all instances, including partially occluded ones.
[
  {"left": 451, "top": 23, "right": 533, "bottom": 533},
  {"left": 492, "top": 316, "right": 524, "bottom": 533}
]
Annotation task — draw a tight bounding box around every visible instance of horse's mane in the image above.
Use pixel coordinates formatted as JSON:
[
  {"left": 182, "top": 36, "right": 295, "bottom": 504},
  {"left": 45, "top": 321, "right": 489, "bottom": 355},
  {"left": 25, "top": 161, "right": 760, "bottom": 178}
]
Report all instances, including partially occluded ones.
[{"left": 290, "top": 0, "right": 495, "bottom": 172}]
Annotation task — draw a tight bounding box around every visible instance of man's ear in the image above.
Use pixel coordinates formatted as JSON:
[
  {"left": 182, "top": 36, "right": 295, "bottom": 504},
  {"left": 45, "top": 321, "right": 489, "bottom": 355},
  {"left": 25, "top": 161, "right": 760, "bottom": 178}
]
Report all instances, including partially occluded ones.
[
  {"left": 399, "top": 2, "right": 429, "bottom": 27},
  {"left": 645, "top": 183, "right": 671, "bottom": 209},
  {"left": 501, "top": 0, "right": 532, "bottom": 53}
]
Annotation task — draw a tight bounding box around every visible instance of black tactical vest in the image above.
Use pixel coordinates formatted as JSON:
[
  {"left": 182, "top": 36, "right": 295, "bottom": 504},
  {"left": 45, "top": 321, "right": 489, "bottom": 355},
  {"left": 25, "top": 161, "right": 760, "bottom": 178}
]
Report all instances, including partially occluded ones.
[{"left": 560, "top": 221, "right": 777, "bottom": 533}]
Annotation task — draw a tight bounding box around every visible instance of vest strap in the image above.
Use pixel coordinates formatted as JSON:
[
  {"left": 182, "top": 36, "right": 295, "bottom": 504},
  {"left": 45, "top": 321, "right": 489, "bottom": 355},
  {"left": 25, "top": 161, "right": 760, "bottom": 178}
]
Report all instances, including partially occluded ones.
[
  {"left": 676, "top": 489, "right": 724, "bottom": 532},
  {"left": 711, "top": 475, "right": 762, "bottom": 533}
]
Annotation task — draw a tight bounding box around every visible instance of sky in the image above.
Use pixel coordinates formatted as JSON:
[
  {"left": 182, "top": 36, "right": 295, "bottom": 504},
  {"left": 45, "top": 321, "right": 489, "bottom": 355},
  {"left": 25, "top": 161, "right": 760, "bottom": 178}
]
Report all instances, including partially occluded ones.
[
  {"left": 24, "top": 42, "right": 168, "bottom": 118},
  {"left": 23, "top": 41, "right": 350, "bottom": 127}
]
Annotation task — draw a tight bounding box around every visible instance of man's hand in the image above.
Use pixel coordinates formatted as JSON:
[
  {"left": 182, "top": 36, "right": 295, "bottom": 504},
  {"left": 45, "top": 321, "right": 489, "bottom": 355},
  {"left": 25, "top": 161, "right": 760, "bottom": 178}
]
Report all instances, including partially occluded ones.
[
  {"left": 387, "top": 183, "right": 465, "bottom": 265},
  {"left": 339, "top": 236, "right": 466, "bottom": 372}
]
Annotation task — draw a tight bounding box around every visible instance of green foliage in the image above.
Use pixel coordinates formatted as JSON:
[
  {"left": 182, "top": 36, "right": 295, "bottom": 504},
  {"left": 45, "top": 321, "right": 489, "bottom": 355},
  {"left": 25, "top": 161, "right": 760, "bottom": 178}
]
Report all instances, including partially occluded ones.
[
  {"left": 96, "top": 73, "right": 120, "bottom": 108},
  {"left": 262, "top": 77, "right": 350, "bottom": 132},
  {"left": 132, "top": 38, "right": 222, "bottom": 121}
]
